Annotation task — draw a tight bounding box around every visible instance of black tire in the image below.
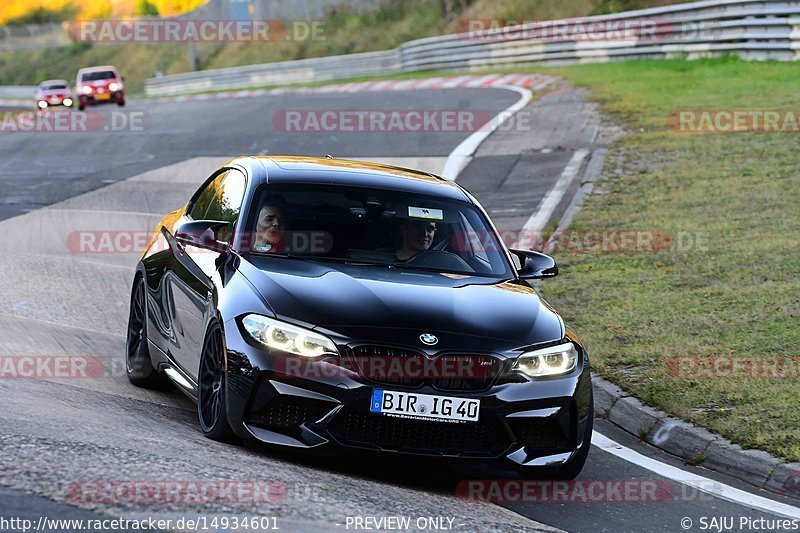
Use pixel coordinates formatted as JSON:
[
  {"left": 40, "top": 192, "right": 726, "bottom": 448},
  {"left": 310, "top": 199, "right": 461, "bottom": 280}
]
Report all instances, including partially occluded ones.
[
  {"left": 197, "top": 322, "right": 237, "bottom": 443},
  {"left": 78, "top": 104, "right": 85, "bottom": 111},
  {"left": 117, "top": 100, "right": 125, "bottom": 107},
  {"left": 125, "top": 275, "right": 168, "bottom": 388}
]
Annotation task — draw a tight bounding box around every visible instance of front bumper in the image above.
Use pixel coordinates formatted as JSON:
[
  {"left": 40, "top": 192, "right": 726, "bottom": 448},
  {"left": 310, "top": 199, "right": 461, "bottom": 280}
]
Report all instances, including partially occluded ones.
[
  {"left": 223, "top": 322, "right": 592, "bottom": 469},
  {"left": 39, "top": 98, "right": 73, "bottom": 108},
  {"left": 78, "top": 92, "right": 124, "bottom": 106}
]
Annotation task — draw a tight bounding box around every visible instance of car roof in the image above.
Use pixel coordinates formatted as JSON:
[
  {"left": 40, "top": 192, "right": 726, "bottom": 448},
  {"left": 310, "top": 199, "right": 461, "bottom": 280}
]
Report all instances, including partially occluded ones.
[
  {"left": 238, "top": 156, "right": 471, "bottom": 202},
  {"left": 39, "top": 79, "right": 68, "bottom": 86},
  {"left": 77, "top": 66, "right": 118, "bottom": 74}
]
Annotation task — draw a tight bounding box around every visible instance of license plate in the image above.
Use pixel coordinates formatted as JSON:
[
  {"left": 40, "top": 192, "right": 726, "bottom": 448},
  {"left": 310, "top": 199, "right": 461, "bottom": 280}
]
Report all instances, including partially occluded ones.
[
  {"left": 370, "top": 389, "right": 480, "bottom": 423},
  {"left": 97, "top": 93, "right": 110, "bottom": 101}
]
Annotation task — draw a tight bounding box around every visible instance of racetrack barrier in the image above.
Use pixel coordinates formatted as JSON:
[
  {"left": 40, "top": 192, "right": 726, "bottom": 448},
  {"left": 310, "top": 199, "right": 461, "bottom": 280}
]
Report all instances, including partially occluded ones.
[{"left": 143, "top": 0, "right": 800, "bottom": 96}]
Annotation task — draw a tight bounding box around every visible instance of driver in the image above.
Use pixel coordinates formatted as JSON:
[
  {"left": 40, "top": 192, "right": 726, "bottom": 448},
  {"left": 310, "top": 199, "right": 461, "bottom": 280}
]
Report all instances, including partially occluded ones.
[
  {"left": 253, "top": 197, "right": 286, "bottom": 253},
  {"left": 396, "top": 219, "right": 436, "bottom": 260}
]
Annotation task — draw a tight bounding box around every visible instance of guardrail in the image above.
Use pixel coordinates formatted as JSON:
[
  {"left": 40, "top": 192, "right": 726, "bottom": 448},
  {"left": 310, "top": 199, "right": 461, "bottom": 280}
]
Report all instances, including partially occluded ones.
[
  {"left": 399, "top": 0, "right": 800, "bottom": 69},
  {"left": 146, "top": 50, "right": 401, "bottom": 95},
  {"left": 144, "top": 0, "right": 800, "bottom": 96},
  {"left": 0, "top": 86, "right": 37, "bottom": 99}
]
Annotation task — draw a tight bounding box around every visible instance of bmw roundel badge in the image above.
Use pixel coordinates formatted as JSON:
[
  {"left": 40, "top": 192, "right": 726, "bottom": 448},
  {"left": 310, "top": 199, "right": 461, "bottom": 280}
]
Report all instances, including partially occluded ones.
[{"left": 419, "top": 333, "right": 438, "bottom": 346}]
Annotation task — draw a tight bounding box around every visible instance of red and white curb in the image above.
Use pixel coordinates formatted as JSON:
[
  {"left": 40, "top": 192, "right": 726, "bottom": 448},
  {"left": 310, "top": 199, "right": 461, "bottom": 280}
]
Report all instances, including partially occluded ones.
[
  {"left": 145, "top": 74, "right": 558, "bottom": 105},
  {"left": 2, "top": 74, "right": 556, "bottom": 109}
]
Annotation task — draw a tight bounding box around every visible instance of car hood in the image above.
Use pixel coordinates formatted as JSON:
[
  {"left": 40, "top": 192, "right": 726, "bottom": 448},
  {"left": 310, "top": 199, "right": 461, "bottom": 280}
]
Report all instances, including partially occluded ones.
[
  {"left": 238, "top": 256, "right": 563, "bottom": 350},
  {"left": 39, "top": 90, "right": 70, "bottom": 96}
]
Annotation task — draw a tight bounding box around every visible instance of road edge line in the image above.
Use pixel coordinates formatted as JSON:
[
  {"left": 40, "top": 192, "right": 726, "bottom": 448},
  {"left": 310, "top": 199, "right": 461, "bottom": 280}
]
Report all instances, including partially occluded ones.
[
  {"left": 441, "top": 84, "right": 532, "bottom": 180},
  {"left": 592, "top": 431, "right": 800, "bottom": 519}
]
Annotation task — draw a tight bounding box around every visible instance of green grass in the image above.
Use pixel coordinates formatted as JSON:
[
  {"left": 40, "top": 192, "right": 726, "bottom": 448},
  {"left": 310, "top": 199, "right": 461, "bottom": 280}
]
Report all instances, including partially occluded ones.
[{"left": 526, "top": 57, "right": 800, "bottom": 461}]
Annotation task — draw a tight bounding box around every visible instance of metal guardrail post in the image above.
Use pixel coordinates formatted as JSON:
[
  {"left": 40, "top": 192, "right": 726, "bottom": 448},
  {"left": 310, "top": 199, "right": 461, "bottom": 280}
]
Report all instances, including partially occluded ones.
[{"left": 189, "top": 41, "right": 199, "bottom": 71}]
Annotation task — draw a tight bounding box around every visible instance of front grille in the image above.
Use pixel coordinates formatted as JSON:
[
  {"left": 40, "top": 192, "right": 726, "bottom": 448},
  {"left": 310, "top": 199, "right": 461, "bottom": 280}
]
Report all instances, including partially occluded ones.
[
  {"left": 507, "top": 417, "right": 573, "bottom": 450},
  {"left": 248, "top": 396, "right": 335, "bottom": 430},
  {"left": 328, "top": 406, "right": 511, "bottom": 457},
  {"left": 350, "top": 345, "right": 500, "bottom": 391}
]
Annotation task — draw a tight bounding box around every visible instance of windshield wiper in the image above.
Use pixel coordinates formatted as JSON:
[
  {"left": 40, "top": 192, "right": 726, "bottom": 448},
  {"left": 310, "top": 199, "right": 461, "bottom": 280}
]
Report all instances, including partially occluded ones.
[
  {"left": 386, "top": 263, "right": 484, "bottom": 277},
  {"left": 248, "top": 252, "right": 374, "bottom": 266},
  {"left": 248, "top": 251, "right": 497, "bottom": 277}
]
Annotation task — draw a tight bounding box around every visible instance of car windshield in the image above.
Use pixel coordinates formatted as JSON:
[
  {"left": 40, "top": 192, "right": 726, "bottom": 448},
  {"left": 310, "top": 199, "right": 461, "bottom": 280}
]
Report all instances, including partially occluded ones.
[
  {"left": 81, "top": 71, "right": 116, "bottom": 82},
  {"left": 40, "top": 84, "right": 67, "bottom": 90},
  {"left": 243, "top": 183, "right": 514, "bottom": 279}
]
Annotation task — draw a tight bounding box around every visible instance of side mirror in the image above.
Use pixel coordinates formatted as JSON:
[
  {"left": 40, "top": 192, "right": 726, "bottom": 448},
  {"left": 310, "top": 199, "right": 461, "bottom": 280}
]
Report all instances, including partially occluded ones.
[
  {"left": 174, "top": 220, "right": 230, "bottom": 253},
  {"left": 121, "top": 76, "right": 126, "bottom": 82},
  {"left": 510, "top": 249, "right": 558, "bottom": 279}
]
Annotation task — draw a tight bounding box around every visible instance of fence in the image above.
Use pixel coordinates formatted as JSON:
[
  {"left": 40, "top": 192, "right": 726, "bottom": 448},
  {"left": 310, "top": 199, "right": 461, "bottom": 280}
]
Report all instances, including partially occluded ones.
[{"left": 144, "top": 0, "right": 800, "bottom": 96}]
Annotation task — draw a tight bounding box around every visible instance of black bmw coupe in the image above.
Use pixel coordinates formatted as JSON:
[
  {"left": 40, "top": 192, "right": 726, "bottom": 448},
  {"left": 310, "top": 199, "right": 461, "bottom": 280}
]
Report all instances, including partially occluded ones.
[{"left": 126, "top": 156, "right": 593, "bottom": 478}]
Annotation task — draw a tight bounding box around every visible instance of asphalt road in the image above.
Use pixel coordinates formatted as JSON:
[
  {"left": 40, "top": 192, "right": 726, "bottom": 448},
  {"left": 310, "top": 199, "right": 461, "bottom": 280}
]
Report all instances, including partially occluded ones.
[{"left": 0, "top": 87, "right": 798, "bottom": 532}]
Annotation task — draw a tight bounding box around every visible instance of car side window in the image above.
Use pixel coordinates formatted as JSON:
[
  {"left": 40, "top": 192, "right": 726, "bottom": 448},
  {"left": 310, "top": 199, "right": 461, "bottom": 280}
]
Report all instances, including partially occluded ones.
[
  {"left": 188, "top": 169, "right": 247, "bottom": 244},
  {"left": 206, "top": 170, "right": 246, "bottom": 225},
  {"left": 188, "top": 171, "right": 227, "bottom": 221}
]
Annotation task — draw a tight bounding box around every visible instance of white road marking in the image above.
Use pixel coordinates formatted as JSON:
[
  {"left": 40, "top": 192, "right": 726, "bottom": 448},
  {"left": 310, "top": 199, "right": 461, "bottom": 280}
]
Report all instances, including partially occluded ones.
[
  {"left": 441, "top": 84, "right": 533, "bottom": 180},
  {"left": 512, "top": 148, "right": 589, "bottom": 248},
  {"left": 593, "top": 432, "right": 800, "bottom": 519},
  {"left": 415, "top": 77, "right": 444, "bottom": 89},
  {"left": 441, "top": 75, "right": 471, "bottom": 88}
]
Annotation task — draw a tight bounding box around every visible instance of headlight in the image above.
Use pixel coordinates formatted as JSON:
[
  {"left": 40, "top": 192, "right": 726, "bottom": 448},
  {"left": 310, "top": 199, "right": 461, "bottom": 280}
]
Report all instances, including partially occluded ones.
[
  {"left": 81, "top": 85, "right": 92, "bottom": 95},
  {"left": 109, "top": 82, "right": 120, "bottom": 92},
  {"left": 513, "top": 342, "right": 578, "bottom": 377},
  {"left": 242, "top": 314, "right": 337, "bottom": 358},
  {"left": 63, "top": 98, "right": 73, "bottom": 107},
  {"left": 37, "top": 100, "right": 47, "bottom": 109}
]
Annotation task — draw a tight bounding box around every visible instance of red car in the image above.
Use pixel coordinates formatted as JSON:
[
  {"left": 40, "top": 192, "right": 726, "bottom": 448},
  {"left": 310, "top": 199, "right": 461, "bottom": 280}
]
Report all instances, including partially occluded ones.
[
  {"left": 35, "top": 80, "right": 75, "bottom": 109},
  {"left": 75, "top": 65, "right": 125, "bottom": 110}
]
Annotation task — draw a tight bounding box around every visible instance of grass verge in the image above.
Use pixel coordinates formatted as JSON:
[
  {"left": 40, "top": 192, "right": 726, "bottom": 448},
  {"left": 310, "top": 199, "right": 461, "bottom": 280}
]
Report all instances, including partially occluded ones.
[{"left": 529, "top": 57, "right": 800, "bottom": 461}]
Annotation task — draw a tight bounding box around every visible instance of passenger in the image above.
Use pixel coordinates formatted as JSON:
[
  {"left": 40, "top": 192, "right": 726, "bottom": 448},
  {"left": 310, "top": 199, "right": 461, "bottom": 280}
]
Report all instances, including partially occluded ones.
[{"left": 254, "top": 198, "right": 286, "bottom": 253}]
